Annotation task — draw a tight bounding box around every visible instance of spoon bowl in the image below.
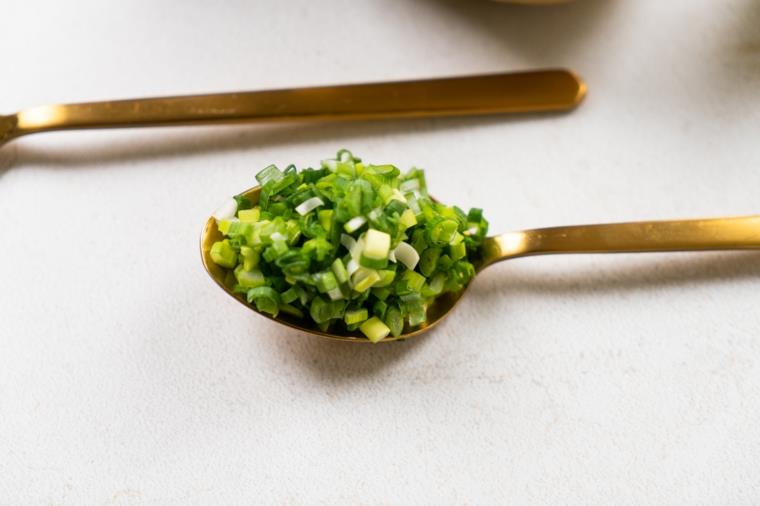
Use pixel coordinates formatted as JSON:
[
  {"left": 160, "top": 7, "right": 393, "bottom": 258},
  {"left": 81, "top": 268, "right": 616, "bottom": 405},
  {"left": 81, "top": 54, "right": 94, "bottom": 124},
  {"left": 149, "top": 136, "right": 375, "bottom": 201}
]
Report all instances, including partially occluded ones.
[
  {"left": 200, "top": 186, "right": 469, "bottom": 341},
  {"left": 201, "top": 188, "right": 760, "bottom": 342}
]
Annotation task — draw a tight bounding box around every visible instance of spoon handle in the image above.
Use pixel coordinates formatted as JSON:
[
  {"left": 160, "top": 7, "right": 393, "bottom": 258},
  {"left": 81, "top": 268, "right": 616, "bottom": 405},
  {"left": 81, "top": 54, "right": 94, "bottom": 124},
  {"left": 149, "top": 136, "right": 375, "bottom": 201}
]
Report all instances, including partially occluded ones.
[
  {"left": 1, "top": 69, "right": 584, "bottom": 145},
  {"left": 484, "top": 215, "right": 760, "bottom": 265}
]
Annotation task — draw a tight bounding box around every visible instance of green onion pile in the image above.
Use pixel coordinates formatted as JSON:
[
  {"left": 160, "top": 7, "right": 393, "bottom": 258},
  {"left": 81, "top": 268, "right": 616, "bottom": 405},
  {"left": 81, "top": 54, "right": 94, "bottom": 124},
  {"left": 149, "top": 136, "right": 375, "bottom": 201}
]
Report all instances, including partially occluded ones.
[{"left": 209, "top": 150, "right": 488, "bottom": 342}]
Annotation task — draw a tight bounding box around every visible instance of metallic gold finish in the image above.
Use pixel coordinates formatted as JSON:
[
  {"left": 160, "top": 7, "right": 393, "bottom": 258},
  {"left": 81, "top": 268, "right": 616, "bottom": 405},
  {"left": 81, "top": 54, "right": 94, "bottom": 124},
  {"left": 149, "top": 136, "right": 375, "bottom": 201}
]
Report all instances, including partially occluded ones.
[
  {"left": 201, "top": 187, "right": 760, "bottom": 343},
  {"left": 491, "top": 0, "right": 573, "bottom": 3},
  {"left": 0, "top": 115, "right": 16, "bottom": 145},
  {"left": 0, "top": 70, "right": 585, "bottom": 146},
  {"left": 479, "top": 216, "right": 760, "bottom": 266}
]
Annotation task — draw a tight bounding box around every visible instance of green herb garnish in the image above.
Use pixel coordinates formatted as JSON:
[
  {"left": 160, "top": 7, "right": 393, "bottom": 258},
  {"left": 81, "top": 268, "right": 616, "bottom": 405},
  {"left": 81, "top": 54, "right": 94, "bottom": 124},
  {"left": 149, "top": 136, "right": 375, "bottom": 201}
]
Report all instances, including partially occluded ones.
[{"left": 210, "top": 150, "right": 488, "bottom": 342}]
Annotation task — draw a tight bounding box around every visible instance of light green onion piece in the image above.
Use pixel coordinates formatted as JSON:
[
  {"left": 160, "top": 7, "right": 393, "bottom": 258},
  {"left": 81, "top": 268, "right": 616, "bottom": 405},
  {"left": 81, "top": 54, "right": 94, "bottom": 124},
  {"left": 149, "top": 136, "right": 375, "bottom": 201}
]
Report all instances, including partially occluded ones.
[
  {"left": 280, "top": 304, "right": 304, "bottom": 319},
  {"left": 344, "top": 308, "right": 369, "bottom": 325},
  {"left": 450, "top": 241, "right": 467, "bottom": 261},
  {"left": 352, "top": 268, "right": 381, "bottom": 292},
  {"left": 385, "top": 306, "right": 404, "bottom": 337},
  {"left": 210, "top": 240, "right": 237, "bottom": 268},
  {"left": 240, "top": 246, "right": 260, "bottom": 271},
  {"left": 238, "top": 208, "right": 260, "bottom": 223},
  {"left": 217, "top": 219, "right": 236, "bottom": 235},
  {"left": 235, "top": 268, "right": 265, "bottom": 289},
  {"left": 315, "top": 271, "right": 338, "bottom": 293},
  {"left": 360, "top": 316, "right": 391, "bottom": 342},
  {"left": 373, "top": 270, "right": 396, "bottom": 288},
  {"left": 331, "top": 258, "right": 349, "bottom": 284},
  {"left": 318, "top": 209, "right": 334, "bottom": 232},
  {"left": 327, "top": 287, "right": 344, "bottom": 301},
  {"left": 246, "top": 286, "right": 280, "bottom": 317}
]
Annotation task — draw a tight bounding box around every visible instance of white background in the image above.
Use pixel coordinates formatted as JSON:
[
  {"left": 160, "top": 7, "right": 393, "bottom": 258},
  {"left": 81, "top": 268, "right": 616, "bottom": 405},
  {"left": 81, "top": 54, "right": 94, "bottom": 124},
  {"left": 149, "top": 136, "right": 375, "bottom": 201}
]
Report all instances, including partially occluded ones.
[{"left": 2, "top": 0, "right": 760, "bottom": 504}]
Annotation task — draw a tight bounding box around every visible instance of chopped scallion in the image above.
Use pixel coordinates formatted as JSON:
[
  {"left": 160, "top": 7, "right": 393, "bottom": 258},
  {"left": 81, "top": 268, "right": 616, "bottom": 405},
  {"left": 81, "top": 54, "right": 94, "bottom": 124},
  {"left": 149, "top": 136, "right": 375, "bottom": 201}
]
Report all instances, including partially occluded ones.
[{"left": 209, "top": 150, "right": 488, "bottom": 342}]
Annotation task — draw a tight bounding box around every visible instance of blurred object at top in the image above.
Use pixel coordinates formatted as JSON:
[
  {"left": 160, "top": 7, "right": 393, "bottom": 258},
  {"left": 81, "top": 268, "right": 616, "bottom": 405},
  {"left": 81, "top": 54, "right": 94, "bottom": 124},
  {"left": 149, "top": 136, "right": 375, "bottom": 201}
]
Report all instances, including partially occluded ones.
[{"left": 491, "top": 0, "right": 573, "bottom": 3}]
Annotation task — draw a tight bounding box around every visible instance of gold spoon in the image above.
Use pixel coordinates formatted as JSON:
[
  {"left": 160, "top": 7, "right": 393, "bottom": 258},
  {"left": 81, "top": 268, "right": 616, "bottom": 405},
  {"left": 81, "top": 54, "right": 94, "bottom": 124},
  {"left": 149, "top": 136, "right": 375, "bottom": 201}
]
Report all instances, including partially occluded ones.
[
  {"left": 201, "top": 186, "right": 760, "bottom": 342},
  {"left": 0, "top": 70, "right": 584, "bottom": 147}
]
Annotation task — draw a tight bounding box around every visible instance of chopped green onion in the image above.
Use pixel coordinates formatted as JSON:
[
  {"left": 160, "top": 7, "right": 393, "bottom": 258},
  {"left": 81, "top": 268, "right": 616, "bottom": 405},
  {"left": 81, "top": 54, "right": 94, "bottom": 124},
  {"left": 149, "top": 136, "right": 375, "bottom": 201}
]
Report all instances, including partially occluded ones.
[
  {"left": 315, "top": 271, "right": 338, "bottom": 293},
  {"left": 399, "top": 208, "right": 417, "bottom": 229},
  {"left": 344, "top": 215, "right": 367, "bottom": 233},
  {"left": 385, "top": 306, "right": 403, "bottom": 337},
  {"left": 280, "top": 304, "right": 304, "bottom": 319},
  {"left": 407, "top": 304, "right": 426, "bottom": 327},
  {"left": 318, "top": 209, "right": 334, "bottom": 232},
  {"left": 209, "top": 240, "right": 237, "bottom": 268},
  {"left": 373, "top": 300, "right": 388, "bottom": 319},
  {"left": 360, "top": 316, "right": 391, "bottom": 342},
  {"left": 208, "top": 150, "right": 488, "bottom": 342},
  {"left": 238, "top": 208, "right": 260, "bottom": 223},
  {"left": 295, "top": 196, "right": 325, "bottom": 216},
  {"left": 422, "top": 273, "right": 445, "bottom": 297},
  {"left": 217, "top": 219, "right": 236, "bottom": 235},
  {"left": 346, "top": 258, "right": 360, "bottom": 276},
  {"left": 399, "top": 178, "right": 419, "bottom": 193},
  {"left": 327, "top": 287, "right": 344, "bottom": 301},
  {"left": 255, "top": 164, "right": 283, "bottom": 185},
  {"left": 213, "top": 198, "right": 238, "bottom": 220},
  {"left": 392, "top": 242, "right": 419, "bottom": 271},
  {"left": 331, "top": 258, "right": 349, "bottom": 284},
  {"left": 234, "top": 194, "right": 253, "bottom": 211},
  {"left": 363, "top": 229, "right": 391, "bottom": 260},
  {"left": 398, "top": 270, "right": 425, "bottom": 294},
  {"left": 235, "top": 268, "right": 265, "bottom": 289},
  {"left": 344, "top": 308, "right": 369, "bottom": 325},
  {"left": 373, "top": 270, "right": 396, "bottom": 288},
  {"left": 246, "top": 286, "right": 280, "bottom": 317},
  {"left": 428, "top": 219, "right": 459, "bottom": 246},
  {"left": 281, "top": 287, "right": 299, "bottom": 304},
  {"left": 450, "top": 241, "right": 467, "bottom": 261},
  {"left": 352, "top": 268, "right": 381, "bottom": 292},
  {"left": 419, "top": 247, "right": 441, "bottom": 277},
  {"left": 340, "top": 233, "right": 357, "bottom": 255},
  {"left": 359, "top": 253, "right": 388, "bottom": 270}
]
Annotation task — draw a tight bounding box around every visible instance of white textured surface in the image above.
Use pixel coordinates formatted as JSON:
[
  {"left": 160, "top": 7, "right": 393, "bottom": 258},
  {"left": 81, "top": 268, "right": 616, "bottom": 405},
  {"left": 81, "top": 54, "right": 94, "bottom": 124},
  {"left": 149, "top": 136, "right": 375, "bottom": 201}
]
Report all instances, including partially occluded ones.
[{"left": 2, "top": 1, "right": 760, "bottom": 504}]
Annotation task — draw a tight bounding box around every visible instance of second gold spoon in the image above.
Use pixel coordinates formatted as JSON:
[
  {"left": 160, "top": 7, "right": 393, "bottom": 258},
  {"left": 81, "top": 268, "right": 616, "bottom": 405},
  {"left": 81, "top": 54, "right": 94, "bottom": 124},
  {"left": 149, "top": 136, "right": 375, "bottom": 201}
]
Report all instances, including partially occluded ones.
[{"left": 201, "top": 186, "right": 760, "bottom": 342}]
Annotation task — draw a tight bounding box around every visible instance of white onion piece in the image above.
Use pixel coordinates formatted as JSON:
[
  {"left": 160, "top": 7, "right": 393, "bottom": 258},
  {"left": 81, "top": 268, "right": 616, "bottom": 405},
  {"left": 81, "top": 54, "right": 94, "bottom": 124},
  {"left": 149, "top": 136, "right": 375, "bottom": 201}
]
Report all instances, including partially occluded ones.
[
  {"left": 346, "top": 259, "right": 360, "bottom": 277},
  {"left": 353, "top": 236, "right": 366, "bottom": 260},
  {"left": 388, "top": 249, "right": 396, "bottom": 263},
  {"left": 270, "top": 232, "right": 286, "bottom": 242},
  {"left": 327, "top": 287, "right": 344, "bottom": 301},
  {"left": 368, "top": 207, "right": 382, "bottom": 221},
  {"left": 399, "top": 179, "right": 420, "bottom": 192},
  {"left": 213, "top": 198, "right": 238, "bottom": 220},
  {"left": 362, "top": 229, "right": 390, "bottom": 260},
  {"left": 340, "top": 233, "right": 356, "bottom": 252},
  {"left": 295, "top": 196, "right": 325, "bottom": 216},
  {"left": 322, "top": 159, "right": 338, "bottom": 172},
  {"left": 344, "top": 215, "right": 367, "bottom": 233},
  {"left": 407, "top": 196, "right": 421, "bottom": 215},
  {"left": 393, "top": 242, "right": 419, "bottom": 271},
  {"left": 342, "top": 233, "right": 363, "bottom": 260}
]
